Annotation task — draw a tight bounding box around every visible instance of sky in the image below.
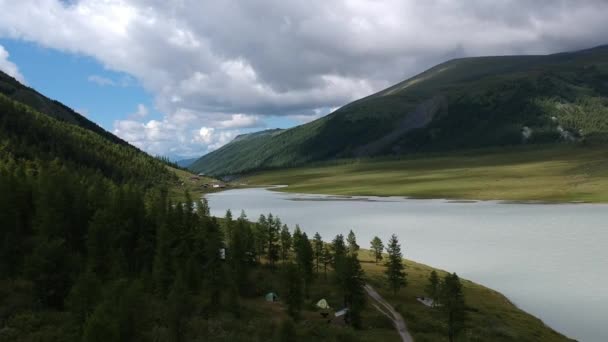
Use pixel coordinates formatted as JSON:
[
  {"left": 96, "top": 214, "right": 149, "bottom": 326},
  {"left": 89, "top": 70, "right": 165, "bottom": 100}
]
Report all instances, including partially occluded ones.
[{"left": 0, "top": 0, "right": 607, "bottom": 160}]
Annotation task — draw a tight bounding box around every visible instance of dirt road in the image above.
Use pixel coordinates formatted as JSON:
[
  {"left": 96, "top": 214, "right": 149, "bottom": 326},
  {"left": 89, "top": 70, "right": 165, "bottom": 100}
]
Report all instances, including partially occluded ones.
[{"left": 364, "top": 284, "right": 414, "bottom": 342}]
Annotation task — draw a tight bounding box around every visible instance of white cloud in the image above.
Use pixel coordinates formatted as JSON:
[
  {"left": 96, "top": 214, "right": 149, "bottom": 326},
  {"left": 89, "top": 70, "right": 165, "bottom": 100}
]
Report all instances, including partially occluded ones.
[
  {"left": 0, "top": 44, "right": 25, "bottom": 83},
  {"left": 218, "top": 114, "right": 263, "bottom": 129},
  {"left": 88, "top": 74, "right": 115, "bottom": 86},
  {"left": 88, "top": 74, "right": 132, "bottom": 87},
  {"left": 113, "top": 113, "right": 242, "bottom": 158},
  {"left": 1, "top": 1, "right": 608, "bottom": 157},
  {"left": 193, "top": 126, "right": 239, "bottom": 151},
  {"left": 128, "top": 103, "right": 148, "bottom": 119}
]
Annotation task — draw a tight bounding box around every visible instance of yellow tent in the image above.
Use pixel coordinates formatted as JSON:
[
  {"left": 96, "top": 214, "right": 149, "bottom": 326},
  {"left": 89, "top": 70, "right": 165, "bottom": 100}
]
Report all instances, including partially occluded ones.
[{"left": 316, "top": 299, "right": 330, "bottom": 310}]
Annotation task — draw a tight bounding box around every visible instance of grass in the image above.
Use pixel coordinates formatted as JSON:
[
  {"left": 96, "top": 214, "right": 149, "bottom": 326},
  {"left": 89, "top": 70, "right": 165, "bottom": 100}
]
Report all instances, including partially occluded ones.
[
  {"left": 357, "top": 251, "right": 572, "bottom": 342},
  {"left": 166, "top": 166, "right": 225, "bottom": 201},
  {"left": 243, "top": 145, "right": 608, "bottom": 203},
  {"left": 228, "top": 263, "right": 401, "bottom": 342},
  {"left": 239, "top": 249, "right": 570, "bottom": 341}
]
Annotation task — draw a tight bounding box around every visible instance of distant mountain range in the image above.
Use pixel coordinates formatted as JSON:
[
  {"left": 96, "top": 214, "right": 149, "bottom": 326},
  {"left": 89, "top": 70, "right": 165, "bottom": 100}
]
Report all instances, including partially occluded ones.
[
  {"left": 190, "top": 44, "right": 608, "bottom": 176},
  {"left": 175, "top": 158, "right": 199, "bottom": 168}
]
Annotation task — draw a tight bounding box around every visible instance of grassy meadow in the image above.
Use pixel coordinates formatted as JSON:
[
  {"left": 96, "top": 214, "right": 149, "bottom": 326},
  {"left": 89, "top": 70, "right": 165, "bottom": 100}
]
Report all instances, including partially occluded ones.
[
  {"left": 244, "top": 145, "right": 608, "bottom": 202},
  {"left": 167, "top": 166, "right": 225, "bottom": 201},
  {"left": 357, "top": 251, "right": 571, "bottom": 342},
  {"left": 239, "top": 250, "right": 570, "bottom": 341}
]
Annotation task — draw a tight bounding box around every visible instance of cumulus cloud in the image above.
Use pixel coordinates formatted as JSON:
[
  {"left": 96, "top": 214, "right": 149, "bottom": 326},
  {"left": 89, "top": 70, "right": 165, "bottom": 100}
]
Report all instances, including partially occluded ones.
[
  {"left": 113, "top": 118, "right": 239, "bottom": 158},
  {"left": 218, "top": 114, "right": 263, "bottom": 129},
  {"left": 194, "top": 127, "right": 238, "bottom": 150},
  {"left": 0, "top": 44, "right": 25, "bottom": 83},
  {"left": 128, "top": 103, "right": 149, "bottom": 119},
  {"left": 1, "top": 0, "right": 608, "bottom": 157}
]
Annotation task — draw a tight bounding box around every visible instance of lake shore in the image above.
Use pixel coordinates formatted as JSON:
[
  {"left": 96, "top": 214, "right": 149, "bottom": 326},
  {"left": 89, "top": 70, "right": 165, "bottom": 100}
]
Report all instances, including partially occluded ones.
[
  {"left": 242, "top": 145, "right": 608, "bottom": 203},
  {"left": 355, "top": 250, "right": 573, "bottom": 342},
  {"left": 206, "top": 187, "right": 608, "bottom": 341}
]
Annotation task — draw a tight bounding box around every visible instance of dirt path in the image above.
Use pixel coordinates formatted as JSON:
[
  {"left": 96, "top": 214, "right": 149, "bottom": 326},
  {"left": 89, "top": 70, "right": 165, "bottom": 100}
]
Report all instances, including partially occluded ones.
[{"left": 364, "top": 284, "right": 414, "bottom": 342}]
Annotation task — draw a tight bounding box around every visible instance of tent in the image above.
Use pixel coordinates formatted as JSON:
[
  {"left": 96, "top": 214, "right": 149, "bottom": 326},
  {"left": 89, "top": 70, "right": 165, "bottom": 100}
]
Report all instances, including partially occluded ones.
[
  {"left": 316, "top": 299, "right": 330, "bottom": 310},
  {"left": 265, "top": 292, "right": 278, "bottom": 302},
  {"left": 334, "top": 308, "right": 349, "bottom": 317}
]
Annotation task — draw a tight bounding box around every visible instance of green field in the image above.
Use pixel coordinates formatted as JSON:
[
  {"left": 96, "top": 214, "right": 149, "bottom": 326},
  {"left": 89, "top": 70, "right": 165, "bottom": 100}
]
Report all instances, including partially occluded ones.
[
  {"left": 244, "top": 145, "right": 608, "bottom": 202},
  {"left": 167, "top": 166, "right": 223, "bottom": 201}
]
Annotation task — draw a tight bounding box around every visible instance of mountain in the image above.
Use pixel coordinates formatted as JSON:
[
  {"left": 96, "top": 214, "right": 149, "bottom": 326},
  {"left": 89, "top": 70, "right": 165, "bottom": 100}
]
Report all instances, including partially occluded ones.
[
  {"left": 0, "top": 70, "right": 128, "bottom": 146},
  {"left": 0, "top": 71, "right": 174, "bottom": 186},
  {"left": 175, "top": 157, "right": 199, "bottom": 168},
  {"left": 190, "top": 44, "right": 608, "bottom": 176}
]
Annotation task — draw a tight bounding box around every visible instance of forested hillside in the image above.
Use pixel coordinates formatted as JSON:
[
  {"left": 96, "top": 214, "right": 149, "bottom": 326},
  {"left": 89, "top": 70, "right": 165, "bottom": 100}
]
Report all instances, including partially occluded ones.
[
  {"left": 0, "top": 95, "right": 174, "bottom": 186},
  {"left": 191, "top": 44, "right": 608, "bottom": 176},
  {"left": 0, "top": 71, "right": 128, "bottom": 146},
  {"left": 0, "top": 76, "right": 389, "bottom": 341}
]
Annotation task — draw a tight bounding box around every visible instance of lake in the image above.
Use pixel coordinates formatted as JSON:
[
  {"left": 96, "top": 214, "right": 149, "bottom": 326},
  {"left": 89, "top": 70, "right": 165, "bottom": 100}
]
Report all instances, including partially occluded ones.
[{"left": 206, "top": 187, "right": 608, "bottom": 342}]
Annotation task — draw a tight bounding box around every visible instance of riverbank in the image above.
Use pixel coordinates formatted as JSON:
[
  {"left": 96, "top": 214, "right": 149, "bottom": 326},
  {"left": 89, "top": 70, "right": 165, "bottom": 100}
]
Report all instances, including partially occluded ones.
[{"left": 242, "top": 145, "right": 608, "bottom": 203}]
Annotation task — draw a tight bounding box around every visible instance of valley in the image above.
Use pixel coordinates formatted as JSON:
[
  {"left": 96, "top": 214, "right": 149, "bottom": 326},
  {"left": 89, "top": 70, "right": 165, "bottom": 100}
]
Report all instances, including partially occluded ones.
[{"left": 243, "top": 145, "right": 608, "bottom": 202}]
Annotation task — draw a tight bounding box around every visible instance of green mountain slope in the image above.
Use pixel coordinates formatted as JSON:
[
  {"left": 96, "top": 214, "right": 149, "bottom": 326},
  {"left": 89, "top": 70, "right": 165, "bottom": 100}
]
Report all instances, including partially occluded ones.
[
  {"left": 0, "top": 70, "right": 128, "bottom": 146},
  {"left": 191, "top": 44, "right": 608, "bottom": 176},
  {"left": 0, "top": 75, "right": 175, "bottom": 186}
]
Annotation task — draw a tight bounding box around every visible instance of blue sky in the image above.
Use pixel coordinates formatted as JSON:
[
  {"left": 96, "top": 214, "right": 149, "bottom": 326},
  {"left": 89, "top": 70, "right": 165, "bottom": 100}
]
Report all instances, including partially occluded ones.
[
  {"left": 0, "top": 38, "right": 159, "bottom": 130},
  {"left": 0, "top": 38, "right": 302, "bottom": 159}
]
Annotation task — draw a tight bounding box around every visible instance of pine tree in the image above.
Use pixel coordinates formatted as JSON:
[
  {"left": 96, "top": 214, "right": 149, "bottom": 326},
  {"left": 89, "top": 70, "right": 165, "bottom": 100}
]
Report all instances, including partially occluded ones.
[
  {"left": 168, "top": 273, "right": 191, "bottom": 342},
  {"left": 86, "top": 209, "right": 115, "bottom": 280},
  {"left": 254, "top": 215, "right": 267, "bottom": 263},
  {"left": 153, "top": 222, "right": 173, "bottom": 297},
  {"left": 223, "top": 209, "right": 234, "bottom": 246},
  {"left": 282, "top": 262, "right": 303, "bottom": 320},
  {"left": 24, "top": 237, "right": 74, "bottom": 309},
  {"left": 370, "top": 236, "right": 384, "bottom": 264},
  {"left": 440, "top": 273, "right": 467, "bottom": 342},
  {"left": 321, "top": 245, "right": 332, "bottom": 279},
  {"left": 66, "top": 271, "right": 102, "bottom": 330},
  {"left": 229, "top": 215, "right": 253, "bottom": 295},
  {"left": 312, "top": 232, "right": 323, "bottom": 273},
  {"left": 331, "top": 234, "right": 346, "bottom": 267},
  {"left": 83, "top": 303, "right": 120, "bottom": 342},
  {"left": 84, "top": 280, "right": 148, "bottom": 342},
  {"left": 198, "top": 197, "right": 210, "bottom": 217},
  {"left": 425, "top": 270, "right": 440, "bottom": 305},
  {"left": 266, "top": 214, "right": 280, "bottom": 267},
  {"left": 296, "top": 232, "right": 314, "bottom": 297},
  {"left": 280, "top": 224, "right": 292, "bottom": 262},
  {"left": 346, "top": 230, "right": 359, "bottom": 255},
  {"left": 204, "top": 218, "right": 225, "bottom": 310},
  {"left": 385, "top": 234, "right": 407, "bottom": 295},
  {"left": 336, "top": 254, "right": 366, "bottom": 328},
  {"left": 292, "top": 224, "right": 303, "bottom": 254}
]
